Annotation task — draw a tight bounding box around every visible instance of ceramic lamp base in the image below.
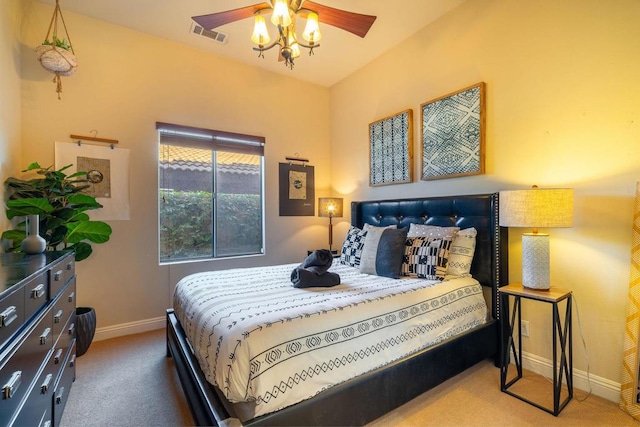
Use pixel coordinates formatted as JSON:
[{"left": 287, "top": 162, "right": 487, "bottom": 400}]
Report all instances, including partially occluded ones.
[{"left": 522, "top": 233, "right": 550, "bottom": 290}]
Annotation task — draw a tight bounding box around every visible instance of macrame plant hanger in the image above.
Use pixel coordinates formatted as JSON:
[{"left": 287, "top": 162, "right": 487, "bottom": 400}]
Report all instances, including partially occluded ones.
[{"left": 36, "top": 0, "right": 78, "bottom": 99}]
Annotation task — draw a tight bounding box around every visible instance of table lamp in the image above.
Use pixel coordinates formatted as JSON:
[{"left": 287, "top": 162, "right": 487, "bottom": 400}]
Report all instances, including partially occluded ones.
[
  {"left": 499, "top": 186, "right": 574, "bottom": 289},
  {"left": 318, "top": 197, "right": 343, "bottom": 253}
]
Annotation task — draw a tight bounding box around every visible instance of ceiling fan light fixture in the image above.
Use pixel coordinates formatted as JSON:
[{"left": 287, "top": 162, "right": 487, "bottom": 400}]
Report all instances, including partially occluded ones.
[
  {"left": 302, "top": 12, "right": 322, "bottom": 44},
  {"left": 271, "top": 0, "right": 292, "bottom": 27},
  {"left": 192, "top": 1, "right": 376, "bottom": 69},
  {"left": 251, "top": 15, "right": 271, "bottom": 46}
]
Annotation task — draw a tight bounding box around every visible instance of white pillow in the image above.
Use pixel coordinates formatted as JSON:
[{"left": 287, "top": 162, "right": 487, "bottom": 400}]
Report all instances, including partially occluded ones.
[
  {"left": 407, "top": 223, "right": 459, "bottom": 239},
  {"left": 363, "top": 223, "right": 397, "bottom": 231},
  {"left": 445, "top": 227, "right": 477, "bottom": 277}
]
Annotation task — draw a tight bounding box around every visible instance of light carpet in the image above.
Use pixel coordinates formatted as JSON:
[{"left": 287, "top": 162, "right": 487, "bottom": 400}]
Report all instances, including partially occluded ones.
[{"left": 61, "top": 328, "right": 639, "bottom": 427}]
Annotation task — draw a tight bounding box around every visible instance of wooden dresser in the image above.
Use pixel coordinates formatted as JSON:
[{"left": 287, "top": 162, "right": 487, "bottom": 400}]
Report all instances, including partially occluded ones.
[{"left": 0, "top": 251, "right": 76, "bottom": 426}]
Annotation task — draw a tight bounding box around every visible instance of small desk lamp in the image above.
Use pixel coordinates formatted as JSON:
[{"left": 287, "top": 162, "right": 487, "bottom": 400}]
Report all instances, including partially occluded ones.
[
  {"left": 499, "top": 186, "right": 574, "bottom": 290},
  {"left": 318, "top": 197, "right": 343, "bottom": 253}
]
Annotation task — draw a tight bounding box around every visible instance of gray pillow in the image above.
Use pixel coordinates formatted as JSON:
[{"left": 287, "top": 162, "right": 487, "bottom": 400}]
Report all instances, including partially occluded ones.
[{"left": 359, "top": 227, "right": 408, "bottom": 278}]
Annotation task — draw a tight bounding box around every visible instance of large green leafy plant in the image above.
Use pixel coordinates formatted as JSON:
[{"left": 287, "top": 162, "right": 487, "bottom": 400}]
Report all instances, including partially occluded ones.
[{"left": 2, "top": 163, "right": 112, "bottom": 261}]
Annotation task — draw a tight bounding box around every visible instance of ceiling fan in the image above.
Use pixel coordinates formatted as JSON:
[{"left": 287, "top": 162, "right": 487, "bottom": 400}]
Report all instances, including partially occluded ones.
[{"left": 192, "top": 0, "right": 377, "bottom": 69}]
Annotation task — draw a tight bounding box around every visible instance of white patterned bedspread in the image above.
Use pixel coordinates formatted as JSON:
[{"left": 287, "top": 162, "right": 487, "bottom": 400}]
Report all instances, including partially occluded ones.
[{"left": 173, "top": 260, "right": 487, "bottom": 418}]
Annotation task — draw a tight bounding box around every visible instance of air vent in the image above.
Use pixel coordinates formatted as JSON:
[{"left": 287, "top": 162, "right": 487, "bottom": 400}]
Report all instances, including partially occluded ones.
[{"left": 191, "top": 23, "right": 228, "bottom": 45}]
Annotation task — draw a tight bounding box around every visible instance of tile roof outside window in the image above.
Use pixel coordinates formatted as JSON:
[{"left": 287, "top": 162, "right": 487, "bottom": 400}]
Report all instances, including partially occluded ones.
[{"left": 159, "top": 145, "right": 260, "bottom": 174}]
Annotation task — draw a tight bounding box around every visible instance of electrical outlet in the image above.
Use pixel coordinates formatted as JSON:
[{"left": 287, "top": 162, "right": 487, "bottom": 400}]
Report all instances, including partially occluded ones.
[{"left": 521, "top": 320, "right": 530, "bottom": 337}]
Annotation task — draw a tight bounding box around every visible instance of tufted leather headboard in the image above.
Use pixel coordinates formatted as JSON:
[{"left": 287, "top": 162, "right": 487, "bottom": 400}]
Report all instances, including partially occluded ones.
[{"left": 352, "top": 193, "right": 508, "bottom": 319}]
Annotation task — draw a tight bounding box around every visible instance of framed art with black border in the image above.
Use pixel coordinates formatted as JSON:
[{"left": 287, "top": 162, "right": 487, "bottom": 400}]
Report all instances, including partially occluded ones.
[
  {"left": 420, "top": 82, "right": 485, "bottom": 181},
  {"left": 369, "top": 109, "right": 413, "bottom": 187},
  {"left": 279, "top": 162, "right": 315, "bottom": 216}
]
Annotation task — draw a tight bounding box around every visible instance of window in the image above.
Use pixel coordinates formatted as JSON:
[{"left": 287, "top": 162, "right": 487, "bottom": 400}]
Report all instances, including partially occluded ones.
[{"left": 157, "top": 122, "right": 265, "bottom": 262}]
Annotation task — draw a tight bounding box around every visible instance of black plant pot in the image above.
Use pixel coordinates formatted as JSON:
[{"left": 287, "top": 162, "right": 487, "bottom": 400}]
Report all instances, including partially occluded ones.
[{"left": 76, "top": 307, "right": 96, "bottom": 357}]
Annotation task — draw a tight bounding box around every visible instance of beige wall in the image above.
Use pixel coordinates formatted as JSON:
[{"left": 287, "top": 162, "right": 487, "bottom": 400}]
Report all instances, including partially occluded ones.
[
  {"left": 0, "top": 0, "right": 23, "bottom": 232},
  {"left": 7, "top": 0, "right": 640, "bottom": 399},
  {"left": 330, "top": 0, "right": 640, "bottom": 391},
  {"left": 18, "top": 2, "right": 331, "bottom": 330}
]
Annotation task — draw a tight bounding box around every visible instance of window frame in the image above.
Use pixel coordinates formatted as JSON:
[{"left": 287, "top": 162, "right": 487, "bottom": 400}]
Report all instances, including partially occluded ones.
[{"left": 157, "top": 122, "right": 266, "bottom": 264}]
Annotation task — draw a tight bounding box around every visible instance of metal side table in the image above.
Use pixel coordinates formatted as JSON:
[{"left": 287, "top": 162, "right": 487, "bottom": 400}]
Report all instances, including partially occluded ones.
[{"left": 500, "top": 283, "right": 573, "bottom": 416}]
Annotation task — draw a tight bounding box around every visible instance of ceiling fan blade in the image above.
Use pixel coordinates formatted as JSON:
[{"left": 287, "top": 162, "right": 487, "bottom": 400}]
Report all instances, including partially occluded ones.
[
  {"left": 301, "top": 1, "right": 377, "bottom": 38},
  {"left": 192, "top": 2, "right": 271, "bottom": 30}
]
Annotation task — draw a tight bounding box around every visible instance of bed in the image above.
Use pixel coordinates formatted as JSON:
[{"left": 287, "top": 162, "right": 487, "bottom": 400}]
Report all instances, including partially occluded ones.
[{"left": 166, "top": 192, "right": 508, "bottom": 426}]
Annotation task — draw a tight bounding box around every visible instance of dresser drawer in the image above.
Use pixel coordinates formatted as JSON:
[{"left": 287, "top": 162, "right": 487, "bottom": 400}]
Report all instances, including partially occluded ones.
[
  {"left": 11, "top": 349, "right": 55, "bottom": 427},
  {"left": 0, "top": 288, "right": 25, "bottom": 352},
  {"left": 53, "top": 340, "right": 76, "bottom": 427},
  {"left": 0, "top": 312, "right": 53, "bottom": 421},
  {"left": 49, "top": 258, "right": 75, "bottom": 298},
  {"left": 52, "top": 278, "right": 76, "bottom": 342},
  {"left": 24, "top": 272, "right": 49, "bottom": 321},
  {"left": 52, "top": 312, "right": 75, "bottom": 372}
]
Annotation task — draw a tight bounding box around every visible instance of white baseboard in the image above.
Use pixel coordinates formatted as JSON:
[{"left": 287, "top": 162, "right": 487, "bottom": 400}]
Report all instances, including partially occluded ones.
[
  {"left": 521, "top": 351, "right": 621, "bottom": 404},
  {"left": 93, "top": 316, "right": 165, "bottom": 342}
]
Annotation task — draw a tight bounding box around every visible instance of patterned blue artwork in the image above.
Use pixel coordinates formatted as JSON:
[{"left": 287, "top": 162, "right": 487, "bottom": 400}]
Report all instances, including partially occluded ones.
[
  {"left": 369, "top": 109, "right": 412, "bottom": 186},
  {"left": 421, "top": 83, "right": 485, "bottom": 180}
]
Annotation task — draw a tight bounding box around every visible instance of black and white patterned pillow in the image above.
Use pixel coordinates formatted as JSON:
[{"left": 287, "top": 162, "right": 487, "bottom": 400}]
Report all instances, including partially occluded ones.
[
  {"left": 402, "top": 236, "right": 453, "bottom": 280},
  {"left": 340, "top": 226, "right": 368, "bottom": 267}
]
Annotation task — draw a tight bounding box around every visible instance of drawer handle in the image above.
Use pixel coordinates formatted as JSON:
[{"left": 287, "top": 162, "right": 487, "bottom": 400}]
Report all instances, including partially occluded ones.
[
  {"left": 68, "top": 292, "right": 75, "bottom": 303},
  {"left": 31, "top": 284, "right": 46, "bottom": 299},
  {"left": 54, "top": 309, "right": 64, "bottom": 324},
  {"left": 54, "top": 270, "right": 63, "bottom": 281},
  {"left": 55, "top": 386, "right": 65, "bottom": 405},
  {"left": 3, "top": 371, "right": 22, "bottom": 399},
  {"left": 54, "top": 348, "right": 63, "bottom": 364},
  {"left": 40, "top": 327, "right": 51, "bottom": 345},
  {"left": 66, "top": 261, "right": 74, "bottom": 271},
  {"left": 0, "top": 306, "right": 18, "bottom": 328},
  {"left": 41, "top": 373, "right": 53, "bottom": 394},
  {"left": 68, "top": 323, "right": 75, "bottom": 336},
  {"left": 69, "top": 354, "right": 76, "bottom": 367}
]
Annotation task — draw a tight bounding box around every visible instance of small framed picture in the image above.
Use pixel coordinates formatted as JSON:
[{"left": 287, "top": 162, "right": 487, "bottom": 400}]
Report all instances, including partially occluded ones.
[
  {"left": 278, "top": 162, "right": 314, "bottom": 216},
  {"left": 421, "top": 82, "right": 485, "bottom": 180}
]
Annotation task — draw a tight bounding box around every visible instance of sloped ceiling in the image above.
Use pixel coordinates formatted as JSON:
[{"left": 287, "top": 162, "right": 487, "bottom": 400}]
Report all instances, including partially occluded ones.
[{"left": 34, "top": 0, "right": 466, "bottom": 87}]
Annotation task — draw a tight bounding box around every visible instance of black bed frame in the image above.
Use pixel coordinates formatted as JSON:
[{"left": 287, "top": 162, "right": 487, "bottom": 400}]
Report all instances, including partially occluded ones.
[{"left": 166, "top": 193, "right": 508, "bottom": 426}]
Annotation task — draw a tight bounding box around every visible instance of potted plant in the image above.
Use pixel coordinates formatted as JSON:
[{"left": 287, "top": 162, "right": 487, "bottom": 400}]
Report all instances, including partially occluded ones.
[
  {"left": 36, "top": 35, "right": 77, "bottom": 77},
  {"left": 2, "top": 162, "right": 112, "bottom": 357},
  {"left": 2, "top": 162, "right": 112, "bottom": 260}
]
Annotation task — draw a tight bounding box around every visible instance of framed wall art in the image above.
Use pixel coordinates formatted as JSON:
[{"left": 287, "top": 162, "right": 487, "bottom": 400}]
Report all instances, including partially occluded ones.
[
  {"left": 55, "top": 141, "right": 130, "bottom": 220},
  {"left": 420, "top": 82, "right": 485, "bottom": 180},
  {"left": 369, "top": 109, "right": 413, "bottom": 186},
  {"left": 279, "top": 162, "right": 315, "bottom": 216}
]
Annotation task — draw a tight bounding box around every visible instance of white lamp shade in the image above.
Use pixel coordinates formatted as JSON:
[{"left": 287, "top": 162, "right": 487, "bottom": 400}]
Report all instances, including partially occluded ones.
[
  {"left": 499, "top": 188, "right": 574, "bottom": 228},
  {"left": 271, "top": 0, "right": 292, "bottom": 27},
  {"left": 251, "top": 15, "right": 271, "bottom": 45},
  {"left": 318, "top": 197, "right": 343, "bottom": 218},
  {"left": 302, "top": 12, "right": 322, "bottom": 43}
]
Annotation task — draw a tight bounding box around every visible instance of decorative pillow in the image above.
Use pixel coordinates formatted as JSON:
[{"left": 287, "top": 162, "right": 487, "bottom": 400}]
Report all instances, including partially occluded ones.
[
  {"left": 402, "top": 236, "right": 453, "bottom": 280},
  {"left": 363, "top": 223, "right": 397, "bottom": 231},
  {"left": 340, "top": 226, "right": 368, "bottom": 267},
  {"left": 445, "top": 227, "right": 477, "bottom": 277},
  {"left": 359, "top": 227, "right": 408, "bottom": 279},
  {"left": 407, "top": 223, "right": 460, "bottom": 239}
]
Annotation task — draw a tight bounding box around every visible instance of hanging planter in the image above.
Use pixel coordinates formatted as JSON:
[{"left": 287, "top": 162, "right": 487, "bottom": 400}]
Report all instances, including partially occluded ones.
[{"left": 36, "top": 0, "right": 77, "bottom": 99}]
